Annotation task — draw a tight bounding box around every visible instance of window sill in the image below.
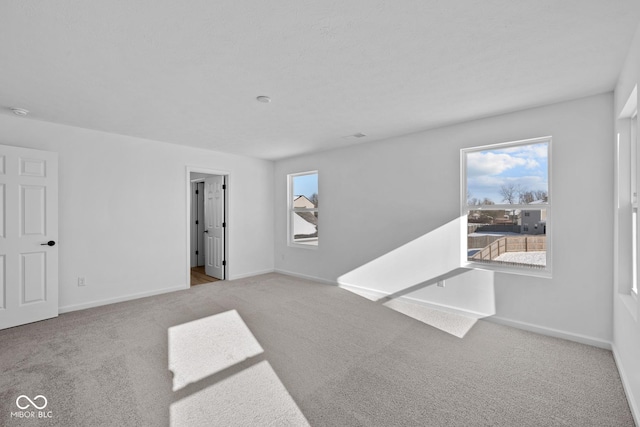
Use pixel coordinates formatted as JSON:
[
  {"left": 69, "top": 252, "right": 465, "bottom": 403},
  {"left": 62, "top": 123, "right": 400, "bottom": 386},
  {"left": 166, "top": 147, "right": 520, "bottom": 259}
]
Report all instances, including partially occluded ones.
[
  {"left": 464, "top": 260, "right": 552, "bottom": 279},
  {"left": 288, "top": 242, "right": 319, "bottom": 250}
]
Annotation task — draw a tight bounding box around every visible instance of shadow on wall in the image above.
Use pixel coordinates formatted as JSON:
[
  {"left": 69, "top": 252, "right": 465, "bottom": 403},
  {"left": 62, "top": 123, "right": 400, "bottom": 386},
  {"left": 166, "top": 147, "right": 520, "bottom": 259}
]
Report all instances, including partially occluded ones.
[{"left": 337, "top": 217, "right": 496, "bottom": 338}]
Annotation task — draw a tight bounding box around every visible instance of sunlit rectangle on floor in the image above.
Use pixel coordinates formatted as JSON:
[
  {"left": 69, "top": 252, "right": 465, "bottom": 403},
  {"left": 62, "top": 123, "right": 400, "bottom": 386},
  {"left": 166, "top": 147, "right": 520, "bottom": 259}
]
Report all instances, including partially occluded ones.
[{"left": 168, "top": 310, "right": 264, "bottom": 391}]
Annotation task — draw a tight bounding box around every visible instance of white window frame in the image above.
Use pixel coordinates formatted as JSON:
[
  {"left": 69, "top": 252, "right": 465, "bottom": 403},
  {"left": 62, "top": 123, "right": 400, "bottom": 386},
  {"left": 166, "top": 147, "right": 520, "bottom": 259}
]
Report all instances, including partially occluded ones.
[
  {"left": 631, "top": 109, "right": 638, "bottom": 297},
  {"left": 461, "top": 136, "right": 552, "bottom": 277},
  {"left": 287, "top": 171, "right": 319, "bottom": 249}
]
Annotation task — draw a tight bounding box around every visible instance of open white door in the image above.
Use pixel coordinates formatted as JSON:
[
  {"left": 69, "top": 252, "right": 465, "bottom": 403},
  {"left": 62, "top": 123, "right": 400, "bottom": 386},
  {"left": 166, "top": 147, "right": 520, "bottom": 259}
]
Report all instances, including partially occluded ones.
[
  {"left": 204, "top": 175, "right": 224, "bottom": 280},
  {"left": 0, "top": 145, "right": 58, "bottom": 330}
]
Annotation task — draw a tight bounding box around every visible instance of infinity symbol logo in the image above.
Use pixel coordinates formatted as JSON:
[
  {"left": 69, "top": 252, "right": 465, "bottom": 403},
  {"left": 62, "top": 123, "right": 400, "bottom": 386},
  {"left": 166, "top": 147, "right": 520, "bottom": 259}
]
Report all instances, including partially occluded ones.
[{"left": 16, "top": 395, "right": 48, "bottom": 410}]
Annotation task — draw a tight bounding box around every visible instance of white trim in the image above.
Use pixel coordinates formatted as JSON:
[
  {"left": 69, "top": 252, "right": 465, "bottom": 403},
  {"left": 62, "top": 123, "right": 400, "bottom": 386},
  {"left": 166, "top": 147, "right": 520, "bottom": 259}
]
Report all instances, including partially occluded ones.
[
  {"left": 462, "top": 261, "right": 552, "bottom": 279},
  {"left": 612, "top": 344, "right": 640, "bottom": 426},
  {"left": 228, "top": 269, "right": 276, "bottom": 280},
  {"left": 185, "top": 166, "right": 230, "bottom": 285},
  {"left": 288, "top": 273, "right": 610, "bottom": 349},
  {"left": 275, "top": 269, "right": 338, "bottom": 286},
  {"left": 485, "top": 316, "right": 611, "bottom": 350},
  {"left": 59, "top": 285, "right": 186, "bottom": 314},
  {"left": 336, "top": 282, "right": 492, "bottom": 319},
  {"left": 461, "top": 136, "right": 552, "bottom": 276},
  {"left": 462, "top": 135, "right": 553, "bottom": 155},
  {"left": 619, "top": 85, "right": 638, "bottom": 119},
  {"left": 287, "top": 170, "right": 319, "bottom": 249}
]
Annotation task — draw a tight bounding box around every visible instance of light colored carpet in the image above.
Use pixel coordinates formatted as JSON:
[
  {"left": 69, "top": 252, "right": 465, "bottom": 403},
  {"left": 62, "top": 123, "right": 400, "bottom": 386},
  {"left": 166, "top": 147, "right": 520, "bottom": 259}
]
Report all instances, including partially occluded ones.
[{"left": 0, "top": 273, "right": 634, "bottom": 426}]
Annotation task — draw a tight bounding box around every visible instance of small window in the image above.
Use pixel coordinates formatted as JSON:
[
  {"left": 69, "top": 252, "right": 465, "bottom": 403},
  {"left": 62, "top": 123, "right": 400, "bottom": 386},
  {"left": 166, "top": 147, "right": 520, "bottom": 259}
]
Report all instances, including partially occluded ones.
[
  {"left": 462, "top": 137, "right": 551, "bottom": 274},
  {"left": 288, "top": 171, "right": 318, "bottom": 247}
]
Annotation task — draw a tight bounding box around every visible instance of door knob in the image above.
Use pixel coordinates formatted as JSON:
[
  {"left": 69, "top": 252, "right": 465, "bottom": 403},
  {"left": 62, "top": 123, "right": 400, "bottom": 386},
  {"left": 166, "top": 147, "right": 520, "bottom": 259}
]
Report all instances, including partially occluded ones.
[
  {"left": 40, "top": 241, "right": 56, "bottom": 246},
  {"left": 204, "top": 230, "right": 209, "bottom": 233}
]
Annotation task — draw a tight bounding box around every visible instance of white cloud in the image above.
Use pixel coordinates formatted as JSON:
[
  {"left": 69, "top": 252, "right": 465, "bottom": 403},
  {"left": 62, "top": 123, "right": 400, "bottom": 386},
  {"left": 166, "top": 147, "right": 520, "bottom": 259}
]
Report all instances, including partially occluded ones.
[
  {"left": 467, "top": 152, "right": 527, "bottom": 177},
  {"left": 525, "top": 158, "right": 540, "bottom": 169},
  {"left": 499, "top": 143, "right": 548, "bottom": 159}
]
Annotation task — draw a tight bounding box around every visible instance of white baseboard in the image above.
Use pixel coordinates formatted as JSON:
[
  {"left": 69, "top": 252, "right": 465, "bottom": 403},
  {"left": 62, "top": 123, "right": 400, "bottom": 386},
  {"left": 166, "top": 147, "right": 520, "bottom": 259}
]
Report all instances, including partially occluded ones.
[
  {"left": 274, "top": 269, "right": 338, "bottom": 286},
  {"left": 612, "top": 344, "right": 640, "bottom": 426},
  {"left": 59, "top": 268, "right": 278, "bottom": 313},
  {"left": 486, "top": 316, "right": 612, "bottom": 350},
  {"left": 58, "top": 284, "right": 187, "bottom": 314},
  {"left": 337, "top": 282, "right": 490, "bottom": 319},
  {"left": 335, "top": 283, "right": 613, "bottom": 349},
  {"left": 229, "top": 268, "right": 275, "bottom": 280}
]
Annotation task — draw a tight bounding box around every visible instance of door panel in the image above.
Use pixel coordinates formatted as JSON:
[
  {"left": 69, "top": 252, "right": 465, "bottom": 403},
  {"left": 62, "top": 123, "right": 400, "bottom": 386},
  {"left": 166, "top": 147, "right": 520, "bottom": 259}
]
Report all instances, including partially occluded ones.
[
  {"left": 0, "top": 255, "right": 5, "bottom": 309},
  {"left": 21, "top": 185, "right": 46, "bottom": 235},
  {"left": 21, "top": 252, "right": 46, "bottom": 303},
  {"left": 214, "top": 236, "right": 222, "bottom": 269},
  {"left": 20, "top": 158, "right": 46, "bottom": 177},
  {"left": 0, "top": 144, "right": 58, "bottom": 330},
  {"left": 0, "top": 184, "right": 5, "bottom": 238},
  {"left": 196, "top": 183, "right": 205, "bottom": 266},
  {"left": 204, "top": 175, "right": 224, "bottom": 280}
]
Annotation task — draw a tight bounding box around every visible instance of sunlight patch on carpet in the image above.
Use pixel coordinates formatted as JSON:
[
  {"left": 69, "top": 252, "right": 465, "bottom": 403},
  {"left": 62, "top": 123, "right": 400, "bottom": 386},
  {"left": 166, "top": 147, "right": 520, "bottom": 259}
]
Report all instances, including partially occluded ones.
[
  {"left": 383, "top": 299, "right": 478, "bottom": 338},
  {"left": 168, "top": 310, "right": 263, "bottom": 391},
  {"left": 170, "top": 360, "right": 310, "bottom": 427}
]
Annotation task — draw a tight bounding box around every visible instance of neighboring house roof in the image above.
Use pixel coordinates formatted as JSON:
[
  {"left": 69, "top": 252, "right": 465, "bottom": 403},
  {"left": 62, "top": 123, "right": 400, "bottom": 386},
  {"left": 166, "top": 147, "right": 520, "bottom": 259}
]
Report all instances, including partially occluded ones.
[
  {"left": 293, "top": 195, "right": 315, "bottom": 208},
  {"left": 293, "top": 212, "right": 317, "bottom": 236},
  {"left": 295, "top": 211, "right": 317, "bottom": 227}
]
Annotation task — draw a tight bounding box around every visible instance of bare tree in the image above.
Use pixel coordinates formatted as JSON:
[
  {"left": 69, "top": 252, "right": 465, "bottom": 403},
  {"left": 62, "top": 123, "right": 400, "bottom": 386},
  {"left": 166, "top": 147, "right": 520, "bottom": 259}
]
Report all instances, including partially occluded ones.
[
  {"left": 519, "top": 191, "right": 535, "bottom": 204},
  {"left": 499, "top": 183, "right": 523, "bottom": 204},
  {"left": 309, "top": 193, "right": 318, "bottom": 208},
  {"left": 467, "top": 191, "right": 495, "bottom": 206},
  {"left": 481, "top": 197, "right": 495, "bottom": 205},
  {"left": 519, "top": 189, "right": 548, "bottom": 204},
  {"left": 534, "top": 190, "right": 548, "bottom": 202}
]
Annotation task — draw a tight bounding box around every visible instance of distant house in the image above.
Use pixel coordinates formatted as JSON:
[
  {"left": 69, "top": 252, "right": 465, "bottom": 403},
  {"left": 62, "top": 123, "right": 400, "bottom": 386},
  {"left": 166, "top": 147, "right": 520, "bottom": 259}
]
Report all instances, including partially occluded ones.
[
  {"left": 518, "top": 200, "right": 547, "bottom": 235},
  {"left": 292, "top": 195, "right": 318, "bottom": 240},
  {"left": 293, "top": 195, "right": 315, "bottom": 209},
  {"left": 293, "top": 211, "right": 317, "bottom": 237},
  {"left": 494, "top": 211, "right": 517, "bottom": 225}
]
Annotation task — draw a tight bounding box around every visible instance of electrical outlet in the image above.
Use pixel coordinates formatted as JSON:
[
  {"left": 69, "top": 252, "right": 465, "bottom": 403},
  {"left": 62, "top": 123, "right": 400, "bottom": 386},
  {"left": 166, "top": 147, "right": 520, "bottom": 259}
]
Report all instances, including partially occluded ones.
[{"left": 78, "top": 277, "right": 86, "bottom": 287}]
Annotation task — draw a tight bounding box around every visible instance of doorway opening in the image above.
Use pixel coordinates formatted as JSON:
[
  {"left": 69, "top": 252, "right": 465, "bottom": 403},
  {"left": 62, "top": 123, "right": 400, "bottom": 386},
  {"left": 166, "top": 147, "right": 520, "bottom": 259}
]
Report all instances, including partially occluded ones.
[{"left": 188, "top": 169, "right": 228, "bottom": 287}]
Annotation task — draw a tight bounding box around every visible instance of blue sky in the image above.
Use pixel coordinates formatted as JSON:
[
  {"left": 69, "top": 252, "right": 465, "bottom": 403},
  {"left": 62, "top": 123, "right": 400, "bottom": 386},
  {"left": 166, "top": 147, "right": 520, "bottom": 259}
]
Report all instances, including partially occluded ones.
[
  {"left": 292, "top": 173, "right": 318, "bottom": 199},
  {"left": 466, "top": 142, "right": 548, "bottom": 204}
]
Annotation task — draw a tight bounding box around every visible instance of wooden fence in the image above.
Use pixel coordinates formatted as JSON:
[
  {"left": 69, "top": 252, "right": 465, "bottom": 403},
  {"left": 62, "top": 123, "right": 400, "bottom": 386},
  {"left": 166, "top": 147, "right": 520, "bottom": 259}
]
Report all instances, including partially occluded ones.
[
  {"left": 470, "top": 235, "right": 546, "bottom": 262},
  {"left": 468, "top": 234, "right": 503, "bottom": 250}
]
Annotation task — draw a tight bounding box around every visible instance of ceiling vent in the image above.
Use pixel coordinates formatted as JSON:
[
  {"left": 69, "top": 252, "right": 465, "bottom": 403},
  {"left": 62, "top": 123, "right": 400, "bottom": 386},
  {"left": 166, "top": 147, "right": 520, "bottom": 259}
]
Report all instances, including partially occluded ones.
[
  {"left": 10, "top": 107, "right": 29, "bottom": 116},
  {"left": 342, "top": 133, "right": 367, "bottom": 139}
]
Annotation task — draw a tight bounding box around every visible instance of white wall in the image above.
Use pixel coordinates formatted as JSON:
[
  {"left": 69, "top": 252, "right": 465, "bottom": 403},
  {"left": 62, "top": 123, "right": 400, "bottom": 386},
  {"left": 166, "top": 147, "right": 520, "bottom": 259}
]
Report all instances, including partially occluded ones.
[
  {"left": 275, "top": 93, "right": 614, "bottom": 346},
  {"left": 613, "top": 21, "right": 640, "bottom": 424},
  {"left": 0, "top": 114, "right": 274, "bottom": 311}
]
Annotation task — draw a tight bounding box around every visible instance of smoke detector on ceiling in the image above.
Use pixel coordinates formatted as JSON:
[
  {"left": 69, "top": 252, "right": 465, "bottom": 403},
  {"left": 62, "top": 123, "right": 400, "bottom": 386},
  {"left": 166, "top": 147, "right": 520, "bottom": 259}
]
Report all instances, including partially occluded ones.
[
  {"left": 256, "top": 96, "right": 271, "bottom": 103},
  {"left": 10, "top": 107, "right": 29, "bottom": 116}
]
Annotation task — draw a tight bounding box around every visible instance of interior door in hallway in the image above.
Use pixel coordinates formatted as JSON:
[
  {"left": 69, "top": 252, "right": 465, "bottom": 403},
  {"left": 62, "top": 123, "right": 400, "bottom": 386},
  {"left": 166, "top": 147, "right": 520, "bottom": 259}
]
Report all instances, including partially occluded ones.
[
  {"left": 0, "top": 144, "right": 58, "bottom": 330},
  {"left": 204, "top": 175, "right": 224, "bottom": 280}
]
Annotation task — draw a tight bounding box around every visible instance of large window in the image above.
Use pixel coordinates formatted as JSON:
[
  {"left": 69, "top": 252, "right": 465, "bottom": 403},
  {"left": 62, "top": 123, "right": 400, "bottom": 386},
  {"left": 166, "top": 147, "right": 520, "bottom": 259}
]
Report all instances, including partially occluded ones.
[
  {"left": 288, "top": 171, "right": 318, "bottom": 247},
  {"left": 462, "top": 137, "right": 551, "bottom": 274}
]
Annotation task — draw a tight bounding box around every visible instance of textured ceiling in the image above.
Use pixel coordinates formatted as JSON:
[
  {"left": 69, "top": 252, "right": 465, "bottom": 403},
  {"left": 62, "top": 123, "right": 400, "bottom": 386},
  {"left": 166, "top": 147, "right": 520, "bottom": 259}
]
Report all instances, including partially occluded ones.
[{"left": 1, "top": 1, "right": 640, "bottom": 160}]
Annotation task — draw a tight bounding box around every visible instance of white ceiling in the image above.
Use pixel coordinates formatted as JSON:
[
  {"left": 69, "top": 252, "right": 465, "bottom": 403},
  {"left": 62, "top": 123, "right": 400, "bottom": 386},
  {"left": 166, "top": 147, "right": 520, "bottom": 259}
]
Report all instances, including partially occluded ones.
[{"left": 2, "top": 1, "right": 640, "bottom": 160}]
